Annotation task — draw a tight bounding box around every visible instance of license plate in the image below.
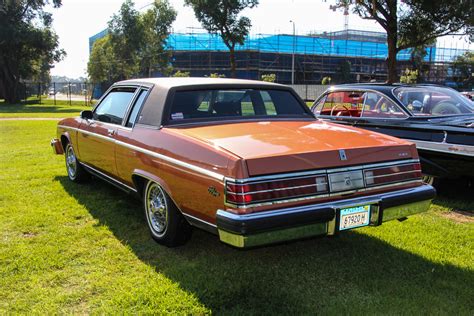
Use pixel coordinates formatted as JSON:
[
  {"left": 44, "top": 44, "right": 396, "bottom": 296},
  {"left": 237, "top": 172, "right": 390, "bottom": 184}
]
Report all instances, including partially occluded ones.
[{"left": 339, "top": 205, "right": 371, "bottom": 230}]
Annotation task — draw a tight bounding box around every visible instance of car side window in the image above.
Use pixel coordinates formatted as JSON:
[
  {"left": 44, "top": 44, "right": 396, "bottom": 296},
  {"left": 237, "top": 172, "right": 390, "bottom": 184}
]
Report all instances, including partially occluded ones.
[
  {"left": 126, "top": 89, "right": 148, "bottom": 127},
  {"left": 316, "top": 91, "right": 364, "bottom": 118},
  {"left": 361, "top": 92, "right": 408, "bottom": 119},
  {"left": 93, "top": 87, "right": 136, "bottom": 125}
]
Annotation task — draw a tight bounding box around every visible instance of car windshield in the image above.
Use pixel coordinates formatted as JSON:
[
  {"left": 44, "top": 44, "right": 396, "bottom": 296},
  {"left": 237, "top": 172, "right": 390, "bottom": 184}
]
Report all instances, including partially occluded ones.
[
  {"left": 167, "top": 88, "right": 312, "bottom": 124},
  {"left": 394, "top": 86, "right": 474, "bottom": 116}
]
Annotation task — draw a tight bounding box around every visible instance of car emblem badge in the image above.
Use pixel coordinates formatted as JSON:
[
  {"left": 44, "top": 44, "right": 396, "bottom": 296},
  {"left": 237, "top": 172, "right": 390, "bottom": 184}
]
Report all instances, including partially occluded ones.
[
  {"left": 339, "top": 149, "right": 347, "bottom": 161},
  {"left": 208, "top": 186, "right": 220, "bottom": 197},
  {"left": 344, "top": 176, "right": 352, "bottom": 186}
]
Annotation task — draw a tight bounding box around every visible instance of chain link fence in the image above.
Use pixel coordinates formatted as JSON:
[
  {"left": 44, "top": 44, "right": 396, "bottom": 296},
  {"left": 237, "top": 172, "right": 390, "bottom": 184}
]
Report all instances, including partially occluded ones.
[
  {"left": 19, "top": 82, "right": 103, "bottom": 105},
  {"left": 288, "top": 84, "right": 330, "bottom": 101}
]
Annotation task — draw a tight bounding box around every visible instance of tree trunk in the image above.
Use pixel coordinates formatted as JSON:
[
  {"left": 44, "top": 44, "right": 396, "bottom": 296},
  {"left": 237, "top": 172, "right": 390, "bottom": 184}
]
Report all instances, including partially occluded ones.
[
  {"left": 386, "top": 33, "right": 398, "bottom": 84},
  {"left": 385, "top": 0, "right": 398, "bottom": 84},
  {"left": 229, "top": 46, "right": 236, "bottom": 78},
  {"left": 0, "top": 58, "right": 21, "bottom": 104}
]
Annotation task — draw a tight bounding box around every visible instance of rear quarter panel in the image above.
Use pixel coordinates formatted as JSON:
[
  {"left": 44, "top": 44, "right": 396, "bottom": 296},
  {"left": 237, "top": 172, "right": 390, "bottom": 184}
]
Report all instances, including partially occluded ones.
[{"left": 114, "top": 126, "right": 245, "bottom": 224}]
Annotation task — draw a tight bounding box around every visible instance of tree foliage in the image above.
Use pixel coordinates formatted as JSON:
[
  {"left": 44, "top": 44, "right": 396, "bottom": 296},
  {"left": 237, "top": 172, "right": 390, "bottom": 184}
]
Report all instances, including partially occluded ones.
[
  {"left": 184, "top": 0, "right": 259, "bottom": 78},
  {"left": 321, "top": 76, "right": 332, "bottom": 85},
  {"left": 400, "top": 68, "right": 419, "bottom": 84},
  {"left": 87, "top": 0, "right": 176, "bottom": 84},
  {"left": 0, "top": 0, "right": 65, "bottom": 103},
  {"left": 333, "top": 0, "right": 472, "bottom": 83},
  {"left": 451, "top": 51, "right": 474, "bottom": 90}
]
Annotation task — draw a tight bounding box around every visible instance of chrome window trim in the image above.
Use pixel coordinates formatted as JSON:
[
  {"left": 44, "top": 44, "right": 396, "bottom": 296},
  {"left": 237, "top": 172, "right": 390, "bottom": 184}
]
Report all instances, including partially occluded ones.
[
  {"left": 124, "top": 86, "right": 151, "bottom": 129},
  {"left": 92, "top": 85, "right": 140, "bottom": 126}
]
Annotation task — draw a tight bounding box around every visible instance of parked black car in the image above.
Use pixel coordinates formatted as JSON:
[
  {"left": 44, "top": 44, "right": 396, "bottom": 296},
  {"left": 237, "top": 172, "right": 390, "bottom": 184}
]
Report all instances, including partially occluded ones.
[{"left": 311, "top": 84, "right": 474, "bottom": 183}]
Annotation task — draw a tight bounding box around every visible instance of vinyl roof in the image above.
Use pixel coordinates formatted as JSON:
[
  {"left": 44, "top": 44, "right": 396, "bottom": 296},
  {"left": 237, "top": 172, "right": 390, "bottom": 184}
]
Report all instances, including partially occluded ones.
[{"left": 117, "top": 77, "right": 286, "bottom": 89}]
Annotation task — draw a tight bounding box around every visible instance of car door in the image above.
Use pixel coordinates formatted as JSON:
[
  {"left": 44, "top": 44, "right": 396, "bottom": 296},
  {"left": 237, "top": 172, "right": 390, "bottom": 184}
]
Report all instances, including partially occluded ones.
[{"left": 78, "top": 86, "right": 138, "bottom": 177}]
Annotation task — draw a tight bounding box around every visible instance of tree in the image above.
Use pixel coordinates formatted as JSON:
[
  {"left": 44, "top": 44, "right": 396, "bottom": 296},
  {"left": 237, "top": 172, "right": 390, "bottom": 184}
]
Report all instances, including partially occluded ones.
[
  {"left": 107, "top": 0, "right": 143, "bottom": 80},
  {"left": 139, "top": 0, "right": 177, "bottom": 77},
  {"left": 332, "top": 1, "right": 472, "bottom": 83},
  {"left": 87, "top": 35, "right": 118, "bottom": 85},
  {"left": 0, "top": 0, "right": 65, "bottom": 103},
  {"left": 88, "top": 0, "right": 176, "bottom": 83},
  {"left": 451, "top": 51, "right": 474, "bottom": 90},
  {"left": 336, "top": 60, "right": 351, "bottom": 83},
  {"left": 184, "top": 0, "right": 259, "bottom": 78}
]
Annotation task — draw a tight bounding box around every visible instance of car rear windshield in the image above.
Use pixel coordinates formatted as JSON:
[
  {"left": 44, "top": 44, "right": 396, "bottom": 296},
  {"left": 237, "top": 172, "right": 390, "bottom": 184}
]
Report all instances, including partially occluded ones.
[
  {"left": 394, "top": 86, "right": 474, "bottom": 116},
  {"left": 166, "top": 88, "right": 312, "bottom": 124}
]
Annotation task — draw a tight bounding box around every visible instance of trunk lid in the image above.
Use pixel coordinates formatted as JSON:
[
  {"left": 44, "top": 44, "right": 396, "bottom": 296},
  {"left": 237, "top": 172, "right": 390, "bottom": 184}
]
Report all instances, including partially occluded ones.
[{"left": 168, "top": 120, "right": 417, "bottom": 176}]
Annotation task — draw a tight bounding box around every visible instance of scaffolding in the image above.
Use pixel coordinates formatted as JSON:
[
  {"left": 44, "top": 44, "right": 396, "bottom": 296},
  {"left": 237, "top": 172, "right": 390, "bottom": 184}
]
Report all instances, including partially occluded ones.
[{"left": 88, "top": 28, "right": 471, "bottom": 85}]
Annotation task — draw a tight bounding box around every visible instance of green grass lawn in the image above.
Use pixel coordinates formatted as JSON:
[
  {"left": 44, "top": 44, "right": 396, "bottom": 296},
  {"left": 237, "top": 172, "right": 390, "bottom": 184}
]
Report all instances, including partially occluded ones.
[
  {"left": 0, "top": 120, "right": 473, "bottom": 314},
  {"left": 0, "top": 100, "right": 91, "bottom": 118}
]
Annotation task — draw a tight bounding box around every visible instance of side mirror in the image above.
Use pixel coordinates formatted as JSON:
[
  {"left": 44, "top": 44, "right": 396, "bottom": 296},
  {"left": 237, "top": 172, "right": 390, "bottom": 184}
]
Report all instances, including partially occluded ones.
[{"left": 80, "top": 110, "right": 93, "bottom": 120}]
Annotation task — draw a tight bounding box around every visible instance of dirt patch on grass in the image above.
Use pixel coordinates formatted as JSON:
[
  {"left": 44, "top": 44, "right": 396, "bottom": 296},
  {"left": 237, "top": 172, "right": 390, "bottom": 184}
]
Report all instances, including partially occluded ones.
[{"left": 441, "top": 210, "right": 474, "bottom": 223}]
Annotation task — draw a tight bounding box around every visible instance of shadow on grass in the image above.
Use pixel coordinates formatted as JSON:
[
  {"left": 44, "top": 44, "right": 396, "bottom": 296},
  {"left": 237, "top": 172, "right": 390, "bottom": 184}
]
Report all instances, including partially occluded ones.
[
  {"left": 433, "top": 178, "right": 474, "bottom": 212},
  {"left": 56, "top": 176, "right": 473, "bottom": 314}
]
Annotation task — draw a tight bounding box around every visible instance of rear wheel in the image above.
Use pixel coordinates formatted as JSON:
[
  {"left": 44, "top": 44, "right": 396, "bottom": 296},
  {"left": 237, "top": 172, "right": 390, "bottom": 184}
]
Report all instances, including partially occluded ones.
[
  {"left": 65, "top": 143, "right": 88, "bottom": 182},
  {"left": 143, "top": 180, "right": 192, "bottom": 247}
]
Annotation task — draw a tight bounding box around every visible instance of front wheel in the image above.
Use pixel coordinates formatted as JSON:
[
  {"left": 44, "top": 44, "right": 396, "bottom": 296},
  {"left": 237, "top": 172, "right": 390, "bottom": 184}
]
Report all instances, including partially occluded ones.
[
  {"left": 143, "top": 180, "right": 192, "bottom": 247},
  {"left": 65, "top": 143, "right": 88, "bottom": 182}
]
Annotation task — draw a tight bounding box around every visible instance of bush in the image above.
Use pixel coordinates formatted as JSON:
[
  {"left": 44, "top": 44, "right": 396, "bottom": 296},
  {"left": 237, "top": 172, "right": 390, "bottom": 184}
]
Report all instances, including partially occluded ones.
[
  {"left": 172, "top": 70, "right": 190, "bottom": 77},
  {"left": 261, "top": 74, "right": 276, "bottom": 82},
  {"left": 321, "top": 76, "right": 332, "bottom": 85},
  {"left": 207, "top": 73, "right": 226, "bottom": 78}
]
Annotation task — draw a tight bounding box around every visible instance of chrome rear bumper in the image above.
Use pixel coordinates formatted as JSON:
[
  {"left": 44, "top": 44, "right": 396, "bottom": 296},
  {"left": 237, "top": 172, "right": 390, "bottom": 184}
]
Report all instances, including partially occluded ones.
[{"left": 216, "top": 184, "right": 435, "bottom": 248}]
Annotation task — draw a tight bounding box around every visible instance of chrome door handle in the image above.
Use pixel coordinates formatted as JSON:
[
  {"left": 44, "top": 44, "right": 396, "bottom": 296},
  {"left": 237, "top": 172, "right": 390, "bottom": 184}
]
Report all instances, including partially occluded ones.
[{"left": 107, "top": 129, "right": 115, "bottom": 136}]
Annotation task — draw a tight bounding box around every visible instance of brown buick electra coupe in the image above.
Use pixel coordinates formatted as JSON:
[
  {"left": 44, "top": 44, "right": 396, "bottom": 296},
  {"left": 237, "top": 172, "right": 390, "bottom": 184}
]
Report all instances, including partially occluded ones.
[{"left": 51, "top": 78, "right": 436, "bottom": 248}]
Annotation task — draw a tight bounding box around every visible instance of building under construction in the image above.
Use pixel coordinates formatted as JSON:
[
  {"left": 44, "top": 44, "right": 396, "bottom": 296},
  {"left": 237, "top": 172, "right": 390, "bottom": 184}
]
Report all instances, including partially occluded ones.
[{"left": 90, "top": 29, "right": 470, "bottom": 85}]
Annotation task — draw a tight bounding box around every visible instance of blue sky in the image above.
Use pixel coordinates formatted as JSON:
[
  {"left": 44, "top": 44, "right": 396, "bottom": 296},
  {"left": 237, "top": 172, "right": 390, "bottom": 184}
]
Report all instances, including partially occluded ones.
[{"left": 47, "top": 0, "right": 472, "bottom": 78}]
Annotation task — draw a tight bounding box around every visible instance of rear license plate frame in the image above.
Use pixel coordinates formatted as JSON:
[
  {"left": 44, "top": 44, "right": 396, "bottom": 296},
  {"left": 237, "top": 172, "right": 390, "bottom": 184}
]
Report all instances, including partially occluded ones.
[{"left": 339, "top": 204, "right": 371, "bottom": 231}]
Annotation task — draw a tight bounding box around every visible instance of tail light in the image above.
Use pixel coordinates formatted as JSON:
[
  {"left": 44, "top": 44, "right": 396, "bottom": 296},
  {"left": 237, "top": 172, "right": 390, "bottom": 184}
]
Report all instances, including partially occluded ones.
[
  {"left": 225, "top": 160, "right": 422, "bottom": 208},
  {"left": 364, "top": 163, "right": 422, "bottom": 187},
  {"left": 226, "top": 174, "right": 328, "bottom": 207}
]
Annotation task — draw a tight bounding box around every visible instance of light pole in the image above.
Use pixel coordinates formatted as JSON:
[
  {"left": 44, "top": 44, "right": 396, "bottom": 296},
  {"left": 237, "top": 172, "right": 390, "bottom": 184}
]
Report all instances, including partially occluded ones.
[{"left": 289, "top": 20, "right": 296, "bottom": 85}]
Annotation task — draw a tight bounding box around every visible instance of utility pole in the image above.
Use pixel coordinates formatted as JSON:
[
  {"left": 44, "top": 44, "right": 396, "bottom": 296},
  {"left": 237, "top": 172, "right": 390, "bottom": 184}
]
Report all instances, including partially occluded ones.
[{"left": 290, "top": 20, "right": 295, "bottom": 84}]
